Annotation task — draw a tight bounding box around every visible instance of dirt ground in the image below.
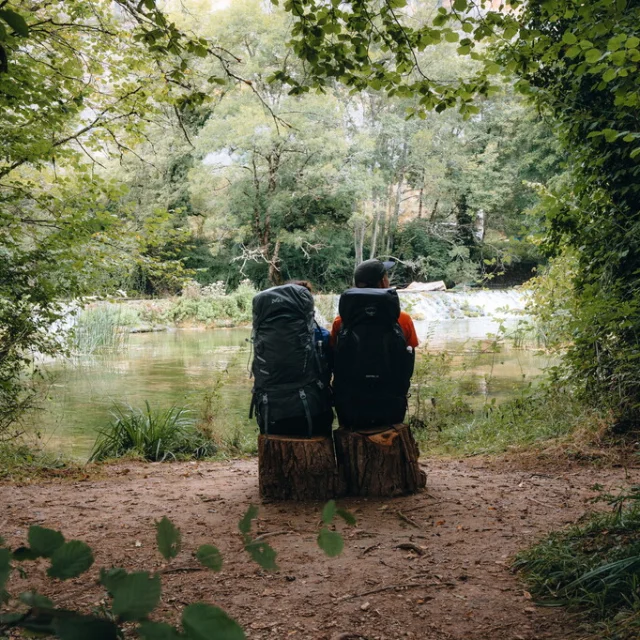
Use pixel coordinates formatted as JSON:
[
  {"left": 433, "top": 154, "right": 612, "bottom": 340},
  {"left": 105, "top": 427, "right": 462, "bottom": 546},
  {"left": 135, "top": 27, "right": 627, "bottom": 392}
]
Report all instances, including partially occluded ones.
[{"left": 2, "top": 455, "right": 639, "bottom": 640}]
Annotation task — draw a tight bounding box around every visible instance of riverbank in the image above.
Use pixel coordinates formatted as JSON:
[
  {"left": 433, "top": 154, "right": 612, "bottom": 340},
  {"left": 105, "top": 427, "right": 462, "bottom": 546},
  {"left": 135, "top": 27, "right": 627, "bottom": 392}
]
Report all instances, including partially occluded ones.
[
  {"left": 73, "top": 286, "right": 528, "bottom": 335},
  {"left": 2, "top": 453, "right": 638, "bottom": 640}
]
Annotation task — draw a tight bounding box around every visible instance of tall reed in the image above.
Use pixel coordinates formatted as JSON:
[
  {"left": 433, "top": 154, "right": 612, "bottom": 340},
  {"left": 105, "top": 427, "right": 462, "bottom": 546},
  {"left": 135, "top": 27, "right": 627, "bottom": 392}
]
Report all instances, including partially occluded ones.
[{"left": 71, "top": 305, "right": 130, "bottom": 355}]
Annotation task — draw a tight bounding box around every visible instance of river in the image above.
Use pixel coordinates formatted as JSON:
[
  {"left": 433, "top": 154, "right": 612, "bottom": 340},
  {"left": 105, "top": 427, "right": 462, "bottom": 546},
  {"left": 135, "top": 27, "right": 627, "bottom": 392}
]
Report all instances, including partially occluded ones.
[{"left": 39, "top": 289, "right": 553, "bottom": 459}]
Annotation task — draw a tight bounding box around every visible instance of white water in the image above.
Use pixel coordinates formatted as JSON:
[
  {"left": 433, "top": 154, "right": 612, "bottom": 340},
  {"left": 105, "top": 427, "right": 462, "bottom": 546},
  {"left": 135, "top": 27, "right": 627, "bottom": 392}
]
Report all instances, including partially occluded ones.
[
  {"left": 398, "top": 288, "right": 527, "bottom": 321},
  {"left": 314, "top": 288, "right": 529, "bottom": 348}
]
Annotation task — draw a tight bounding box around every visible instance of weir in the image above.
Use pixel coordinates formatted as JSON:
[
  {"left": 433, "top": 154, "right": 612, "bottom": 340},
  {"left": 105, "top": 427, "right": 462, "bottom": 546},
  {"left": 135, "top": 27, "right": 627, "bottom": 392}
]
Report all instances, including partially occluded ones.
[{"left": 315, "top": 288, "right": 528, "bottom": 326}]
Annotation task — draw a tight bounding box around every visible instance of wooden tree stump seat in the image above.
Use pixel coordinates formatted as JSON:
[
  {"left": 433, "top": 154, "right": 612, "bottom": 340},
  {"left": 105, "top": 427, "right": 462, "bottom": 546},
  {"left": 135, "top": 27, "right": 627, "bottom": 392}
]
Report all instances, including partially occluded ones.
[
  {"left": 335, "top": 424, "right": 426, "bottom": 497},
  {"left": 258, "top": 434, "right": 341, "bottom": 501}
]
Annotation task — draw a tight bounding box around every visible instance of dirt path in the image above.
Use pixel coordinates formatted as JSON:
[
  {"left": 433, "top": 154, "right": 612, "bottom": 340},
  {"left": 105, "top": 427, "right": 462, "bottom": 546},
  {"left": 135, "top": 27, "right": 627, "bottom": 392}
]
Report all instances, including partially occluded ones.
[{"left": 2, "top": 456, "right": 638, "bottom": 640}]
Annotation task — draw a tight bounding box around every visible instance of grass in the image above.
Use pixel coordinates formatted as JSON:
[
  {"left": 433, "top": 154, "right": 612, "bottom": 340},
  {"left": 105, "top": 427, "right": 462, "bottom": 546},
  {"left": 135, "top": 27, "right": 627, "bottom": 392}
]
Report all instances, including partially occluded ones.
[
  {"left": 90, "top": 402, "right": 218, "bottom": 462},
  {"left": 71, "top": 305, "right": 131, "bottom": 354},
  {"left": 0, "top": 442, "right": 76, "bottom": 482},
  {"left": 514, "top": 491, "right": 640, "bottom": 639},
  {"left": 407, "top": 347, "right": 602, "bottom": 457}
]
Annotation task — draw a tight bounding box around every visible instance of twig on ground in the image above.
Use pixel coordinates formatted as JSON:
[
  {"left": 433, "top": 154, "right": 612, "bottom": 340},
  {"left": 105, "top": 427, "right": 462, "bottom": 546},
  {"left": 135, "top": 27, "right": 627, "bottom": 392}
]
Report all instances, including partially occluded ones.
[
  {"left": 336, "top": 581, "right": 436, "bottom": 601},
  {"left": 360, "top": 543, "right": 381, "bottom": 556},
  {"left": 254, "top": 530, "right": 295, "bottom": 542},
  {"left": 397, "top": 511, "right": 421, "bottom": 528},
  {"left": 394, "top": 543, "right": 425, "bottom": 556},
  {"left": 526, "top": 496, "right": 560, "bottom": 508}
]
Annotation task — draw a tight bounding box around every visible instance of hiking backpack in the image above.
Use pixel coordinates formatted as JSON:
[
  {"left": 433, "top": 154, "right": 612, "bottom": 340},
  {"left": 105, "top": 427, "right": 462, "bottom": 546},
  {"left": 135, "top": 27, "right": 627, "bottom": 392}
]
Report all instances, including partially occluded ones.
[
  {"left": 333, "top": 287, "right": 415, "bottom": 429},
  {"left": 250, "top": 283, "right": 332, "bottom": 437}
]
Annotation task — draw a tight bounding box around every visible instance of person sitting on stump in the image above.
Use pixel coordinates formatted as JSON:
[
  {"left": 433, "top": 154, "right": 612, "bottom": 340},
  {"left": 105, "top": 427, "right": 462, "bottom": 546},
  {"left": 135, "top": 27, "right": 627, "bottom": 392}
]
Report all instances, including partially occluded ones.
[
  {"left": 250, "top": 282, "right": 333, "bottom": 438},
  {"left": 330, "top": 258, "right": 418, "bottom": 429}
]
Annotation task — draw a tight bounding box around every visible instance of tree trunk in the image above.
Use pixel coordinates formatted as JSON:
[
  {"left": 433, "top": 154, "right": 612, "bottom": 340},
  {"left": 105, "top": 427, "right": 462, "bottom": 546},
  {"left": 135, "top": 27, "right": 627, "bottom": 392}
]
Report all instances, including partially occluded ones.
[
  {"left": 354, "top": 216, "right": 365, "bottom": 265},
  {"left": 417, "top": 169, "right": 425, "bottom": 219},
  {"left": 386, "top": 171, "right": 405, "bottom": 256},
  {"left": 267, "top": 239, "right": 282, "bottom": 285},
  {"left": 369, "top": 198, "right": 381, "bottom": 259},
  {"left": 335, "top": 424, "right": 426, "bottom": 497},
  {"left": 258, "top": 434, "right": 342, "bottom": 501}
]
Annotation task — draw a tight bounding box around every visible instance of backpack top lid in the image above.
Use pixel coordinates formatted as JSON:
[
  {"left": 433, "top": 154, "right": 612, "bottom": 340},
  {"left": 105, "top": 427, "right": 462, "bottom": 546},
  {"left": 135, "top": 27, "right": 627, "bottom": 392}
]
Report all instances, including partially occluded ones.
[
  {"left": 252, "top": 283, "right": 314, "bottom": 328},
  {"left": 338, "top": 287, "right": 401, "bottom": 328}
]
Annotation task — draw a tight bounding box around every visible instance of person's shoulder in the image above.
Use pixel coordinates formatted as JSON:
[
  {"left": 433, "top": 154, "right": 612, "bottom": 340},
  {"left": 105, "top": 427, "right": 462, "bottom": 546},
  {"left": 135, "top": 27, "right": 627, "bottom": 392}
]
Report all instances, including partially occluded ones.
[{"left": 399, "top": 311, "right": 415, "bottom": 324}]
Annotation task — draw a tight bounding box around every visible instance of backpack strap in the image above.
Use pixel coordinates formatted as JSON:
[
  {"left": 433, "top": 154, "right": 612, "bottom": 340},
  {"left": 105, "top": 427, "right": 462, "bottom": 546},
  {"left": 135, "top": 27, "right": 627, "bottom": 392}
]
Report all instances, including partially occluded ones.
[
  {"left": 262, "top": 393, "right": 269, "bottom": 435},
  {"left": 249, "top": 392, "right": 256, "bottom": 419},
  {"left": 299, "top": 388, "right": 313, "bottom": 437}
]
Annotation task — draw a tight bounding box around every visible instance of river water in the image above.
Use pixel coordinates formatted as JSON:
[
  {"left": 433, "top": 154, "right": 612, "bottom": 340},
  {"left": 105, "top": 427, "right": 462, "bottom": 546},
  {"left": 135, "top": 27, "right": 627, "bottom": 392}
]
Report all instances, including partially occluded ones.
[{"left": 39, "top": 289, "right": 553, "bottom": 459}]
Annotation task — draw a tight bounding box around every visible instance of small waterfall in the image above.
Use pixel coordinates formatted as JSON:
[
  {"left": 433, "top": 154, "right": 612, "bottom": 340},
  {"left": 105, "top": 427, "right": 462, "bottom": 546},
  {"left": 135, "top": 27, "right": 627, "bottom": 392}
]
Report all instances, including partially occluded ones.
[
  {"left": 398, "top": 289, "right": 528, "bottom": 321},
  {"left": 316, "top": 288, "right": 527, "bottom": 325}
]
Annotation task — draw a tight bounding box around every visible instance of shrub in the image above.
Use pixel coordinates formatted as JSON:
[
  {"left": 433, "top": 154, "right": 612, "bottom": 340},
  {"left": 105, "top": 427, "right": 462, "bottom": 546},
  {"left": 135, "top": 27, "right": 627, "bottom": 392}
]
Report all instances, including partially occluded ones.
[
  {"left": 514, "top": 489, "right": 640, "bottom": 640},
  {"left": 90, "top": 402, "right": 217, "bottom": 462}
]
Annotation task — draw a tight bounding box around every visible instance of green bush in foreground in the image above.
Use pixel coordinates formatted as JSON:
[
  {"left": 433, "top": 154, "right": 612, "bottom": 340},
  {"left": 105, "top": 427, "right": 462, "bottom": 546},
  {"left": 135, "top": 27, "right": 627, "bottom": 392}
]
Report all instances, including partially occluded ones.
[
  {"left": 514, "top": 490, "right": 640, "bottom": 640},
  {"left": 0, "top": 502, "right": 354, "bottom": 639},
  {"left": 90, "top": 402, "right": 217, "bottom": 462}
]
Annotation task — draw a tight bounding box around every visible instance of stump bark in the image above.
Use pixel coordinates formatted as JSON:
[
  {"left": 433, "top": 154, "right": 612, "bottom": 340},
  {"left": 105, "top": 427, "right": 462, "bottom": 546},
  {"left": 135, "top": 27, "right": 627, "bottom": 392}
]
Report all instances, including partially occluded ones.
[
  {"left": 258, "top": 434, "right": 340, "bottom": 501},
  {"left": 335, "top": 424, "right": 426, "bottom": 497}
]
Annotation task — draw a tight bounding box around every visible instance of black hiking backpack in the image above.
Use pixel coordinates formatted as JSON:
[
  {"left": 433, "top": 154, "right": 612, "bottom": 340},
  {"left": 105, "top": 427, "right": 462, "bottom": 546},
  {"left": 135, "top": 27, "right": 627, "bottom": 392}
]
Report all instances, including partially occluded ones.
[
  {"left": 250, "top": 284, "right": 333, "bottom": 437},
  {"left": 333, "top": 288, "right": 415, "bottom": 429}
]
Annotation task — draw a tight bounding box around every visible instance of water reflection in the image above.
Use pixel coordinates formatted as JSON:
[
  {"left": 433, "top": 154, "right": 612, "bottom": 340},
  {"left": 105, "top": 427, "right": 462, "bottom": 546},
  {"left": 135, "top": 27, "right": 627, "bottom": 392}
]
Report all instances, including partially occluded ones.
[{"left": 41, "top": 320, "right": 550, "bottom": 460}]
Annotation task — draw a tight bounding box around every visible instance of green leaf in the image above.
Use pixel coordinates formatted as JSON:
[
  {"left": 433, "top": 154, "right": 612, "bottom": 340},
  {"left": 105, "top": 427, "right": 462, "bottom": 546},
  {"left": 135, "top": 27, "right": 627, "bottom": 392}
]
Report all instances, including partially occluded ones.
[
  {"left": 12, "top": 546, "right": 39, "bottom": 561},
  {"left": 99, "top": 567, "right": 128, "bottom": 594},
  {"left": 444, "top": 31, "right": 459, "bottom": 43},
  {"left": 626, "top": 36, "right": 640, "bottom": 49},
  {"left": 0, "top": 548, "right": 11, "bottom": 593},
  {"left": 562, "top": 32, "right": 577, "bottom": 45},
  {"left": 630, "top": 147, "right": 640, "bottom": 159},
  {"left": 0, "top": 9, "right": 28, "bottom": 37},
  {"left": 585, "top": 48, "right": 602, "bottom": 63},
  {"left": 321, "top": 500, "right": 336, "bottom": 524},
  {"left": 182, "top": 603, "right": 245, "bottom": 640},
  {"left": 244, "top": 540, "right": 278, "bottom": 571},
  {"left": 138, "top": 621, "right": 182, "bottom": 640},
  {"left": 317, "top": 527, "right": 344, "bottom": 557},
  {"left": 47, "top": 541, "right": 94, "bottom": 580},
  {"left": 111, "top": 572, "right": 161, "bottom": 621},
  {"left": 19, "top": 591, "right": 53, "bottom": 609},
  {"left": 196, "top": 545, "right": 223, "bottom": 571},
  {"left": 238, "top": 505, "right": 258, "bottom": 535},
  {"left": 602, "top": 68, "right": 617, "bottom": 83},
  {"left": 452, "top": 0, "right": 467, "bottom": 11},
  {"left": 337, "top": 508, "right": 357, "bottom": 526},
  {"left": 0, "top": 21, "right": 6, "bottom": 40},
  {"left": 53, "top": 615, "right": 118, "bottom": 640},
  {"left": 603, "top": 128, "right": 618, "bottom": 142},
  {"left": 156, "top": 517, "right": 181, "bottom": 560},
  {"left": 28, "top": 526, "right": 65, "bottom": 558},
  {"left": 565, "top": 45, "right": 581, "bottom": 58}
]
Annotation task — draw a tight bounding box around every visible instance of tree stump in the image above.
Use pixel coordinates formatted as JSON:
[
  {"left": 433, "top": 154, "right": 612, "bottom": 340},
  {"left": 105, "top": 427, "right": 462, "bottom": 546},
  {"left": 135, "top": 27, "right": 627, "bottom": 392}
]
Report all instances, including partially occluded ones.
[
  {"left": 258, "top": 434, "right": 341, "bottom": 501},
  {"left": 335, "top": 424, "right": 426, "bottom": 497}
]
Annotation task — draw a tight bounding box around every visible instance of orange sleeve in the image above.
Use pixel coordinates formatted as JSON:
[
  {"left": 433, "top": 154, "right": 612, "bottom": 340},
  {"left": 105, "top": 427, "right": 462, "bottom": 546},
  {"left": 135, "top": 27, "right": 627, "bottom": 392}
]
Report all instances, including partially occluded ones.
[
  {"left": 399, "top": 312, "right": 419, "bottom": 348},
  {"left": 330, "top": 316, "right": 342, "bottom": 348}
]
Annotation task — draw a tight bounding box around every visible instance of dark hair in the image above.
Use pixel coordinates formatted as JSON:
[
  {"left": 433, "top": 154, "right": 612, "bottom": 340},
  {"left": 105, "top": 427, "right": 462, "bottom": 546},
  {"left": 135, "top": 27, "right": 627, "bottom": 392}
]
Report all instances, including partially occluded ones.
[{"left": 287, "top": 279, "right": 314, "bottom": 293}]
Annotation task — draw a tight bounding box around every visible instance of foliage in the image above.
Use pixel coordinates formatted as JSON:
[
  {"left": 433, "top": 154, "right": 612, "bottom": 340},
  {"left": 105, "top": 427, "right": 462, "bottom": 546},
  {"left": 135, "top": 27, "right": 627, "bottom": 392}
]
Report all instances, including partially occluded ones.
[
  {"left": 515, "top": 493, "right": 640, "bottom": 640},
  {"left": 89, "top": 402, "right": 217, "bottom": 462},
  {"left": 408, "top": 345, "right": 602, "bottom": 456},
  {"left": 0, "top": 0, "right": 206, "bottom": 433},
  {"left": 0, "top": 506, "right": 354, "bottom": 638},
  {"left": 164, "top": 281, "right": 255, "bottom": 327},
  {"left": 275, "top": 0, "right": 640, "bottom": 419},
  {"left": 0, "top": 443, "right": 68, "bottom": 482},
  {"left": 70, "top": 306, "right": 131, "bottom": 355}
]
